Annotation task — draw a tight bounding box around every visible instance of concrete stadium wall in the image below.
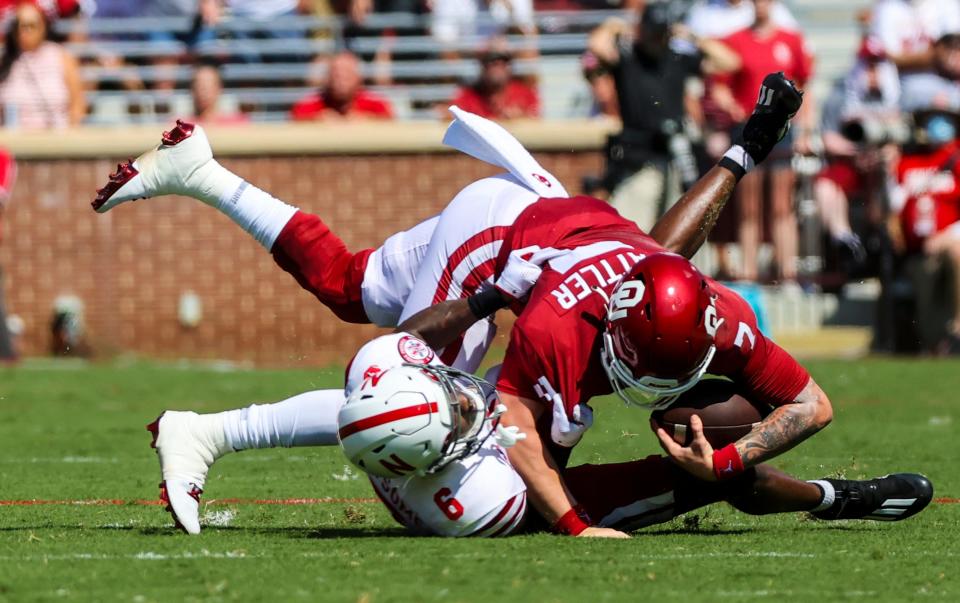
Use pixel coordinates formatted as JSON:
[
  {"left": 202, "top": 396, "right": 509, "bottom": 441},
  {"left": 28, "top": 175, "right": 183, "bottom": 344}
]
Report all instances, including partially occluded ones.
[{"left": 0, "top": 121, "right": 609, "bottom": 365}]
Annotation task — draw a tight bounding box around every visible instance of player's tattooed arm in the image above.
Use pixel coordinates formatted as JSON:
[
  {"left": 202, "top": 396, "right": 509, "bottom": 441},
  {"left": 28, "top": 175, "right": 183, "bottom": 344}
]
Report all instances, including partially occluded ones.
[
  {"left": 656, "top": 377, "right": 832, "bottom": 481},
  {"left": 649, "top": 165, "right": 737, "bottom": 259},
  {"left": 734, "top": 378, "right": 833, "bottom": 466}
]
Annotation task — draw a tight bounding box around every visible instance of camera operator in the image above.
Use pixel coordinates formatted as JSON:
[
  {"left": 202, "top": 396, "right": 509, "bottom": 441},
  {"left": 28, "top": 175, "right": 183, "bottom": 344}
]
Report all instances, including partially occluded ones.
[
  {"left": 588, "top": 3, "right": 740, "bottom": 231},
  {"left": 888, "top": 109, "right": 960, "bottom": 354},
  {"left": 815, "top": 36, "right": 903, "bottom": 265}
]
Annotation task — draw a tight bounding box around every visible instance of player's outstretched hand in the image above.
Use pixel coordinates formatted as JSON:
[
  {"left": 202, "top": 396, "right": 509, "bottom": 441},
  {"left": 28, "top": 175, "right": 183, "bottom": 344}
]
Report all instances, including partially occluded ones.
[
  {"left": 577, "top": 526, "right": 631, "bottom": 538},
  {"left": 740, "top": 72, "right": 803, "bottom": 164},
  {"left": 654, "top": 414, "right": 717, "bottom": 482}
]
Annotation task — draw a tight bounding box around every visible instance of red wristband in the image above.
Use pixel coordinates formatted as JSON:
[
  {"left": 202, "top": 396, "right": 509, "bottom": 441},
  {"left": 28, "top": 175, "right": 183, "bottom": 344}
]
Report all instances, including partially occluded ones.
[
  {"left": 712, "top": 443, "right": 745, "bottom": 481},
  {"left": 552, "top": 505, "right": 591, "bottom": 536}
]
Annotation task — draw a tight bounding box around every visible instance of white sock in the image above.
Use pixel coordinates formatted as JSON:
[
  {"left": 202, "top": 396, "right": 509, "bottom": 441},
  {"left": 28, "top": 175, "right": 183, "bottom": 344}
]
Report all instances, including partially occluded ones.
[
  {"left": 190, "top": 160, "right": 299, "bottom": 250},
  {"left": 808, "top": 479, "right": 836, "bottom": 512},
  {"left": 221, "top": 389, "right": 346, "bottom": 451}
]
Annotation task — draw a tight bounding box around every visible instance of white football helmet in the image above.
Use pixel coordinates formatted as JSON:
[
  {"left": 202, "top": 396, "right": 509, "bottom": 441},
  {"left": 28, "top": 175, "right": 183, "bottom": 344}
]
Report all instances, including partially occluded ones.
[{"left": 337, "top": 364, "right": 496, "bottom": 478}]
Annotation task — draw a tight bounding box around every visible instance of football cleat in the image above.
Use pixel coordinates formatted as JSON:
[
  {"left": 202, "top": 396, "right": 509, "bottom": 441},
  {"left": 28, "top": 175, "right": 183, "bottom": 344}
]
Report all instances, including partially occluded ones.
[
  {"left": 739, "top": 71, "right": 804, "bottom": 164},
  {"left": 810, "top": 473, "right": 933, "bottom": 521},
  {"left": 92, "top": 120, "right": 214, "bottom": 213},
  {"left": 146, "top": 410, "right": 231, "bottom": 535}
]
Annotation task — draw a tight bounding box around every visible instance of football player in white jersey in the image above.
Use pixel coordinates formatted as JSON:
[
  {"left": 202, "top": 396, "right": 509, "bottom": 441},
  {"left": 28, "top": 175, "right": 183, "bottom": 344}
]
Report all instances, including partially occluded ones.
[
  {"left": 93, "top": 108, "right": 606, "bottom": 536},
  {"left": 332, "top": 335, "right": 530, "bottom": 537}
]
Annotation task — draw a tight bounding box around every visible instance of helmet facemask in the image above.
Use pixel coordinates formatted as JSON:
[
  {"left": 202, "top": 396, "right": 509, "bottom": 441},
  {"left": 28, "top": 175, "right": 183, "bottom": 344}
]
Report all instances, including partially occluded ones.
[
  {"left": 406, "top": 364, "right": 497, "bottom": 474},
  {"left": 600, "top": 329, "right": 715, "bottom": 409}
]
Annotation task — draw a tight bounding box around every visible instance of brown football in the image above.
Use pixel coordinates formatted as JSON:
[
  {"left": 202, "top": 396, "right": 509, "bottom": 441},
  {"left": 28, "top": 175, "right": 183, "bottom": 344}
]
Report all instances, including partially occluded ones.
[{"left": 650, "top": 379, "right": 773, "bottom": 448}]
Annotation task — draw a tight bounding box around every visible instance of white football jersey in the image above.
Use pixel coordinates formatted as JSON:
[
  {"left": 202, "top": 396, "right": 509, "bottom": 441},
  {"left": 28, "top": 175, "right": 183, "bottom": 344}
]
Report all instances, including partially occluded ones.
[
  {"left": 369, "top": 436, "right": 528, "bottom": 537},
  {"left": 344, "top": 332, "right": 528, "bottom": 537}
]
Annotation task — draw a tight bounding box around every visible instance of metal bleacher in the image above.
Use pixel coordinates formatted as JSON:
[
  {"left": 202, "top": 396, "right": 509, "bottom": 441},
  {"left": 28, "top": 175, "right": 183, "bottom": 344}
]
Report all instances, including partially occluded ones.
[
  {"left": 56, "top": 2, "right": 867, "bottom": 125},
  {"left": 56, "top": 11, "right": 627, "bottom": 124}
]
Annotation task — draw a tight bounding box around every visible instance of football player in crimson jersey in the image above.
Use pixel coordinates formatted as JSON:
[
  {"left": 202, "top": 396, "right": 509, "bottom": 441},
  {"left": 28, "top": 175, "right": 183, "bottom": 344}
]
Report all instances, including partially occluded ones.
[
  {"left": 489, "top": 199, "right": 932, "bottom": 537},
  {"left": 341, "top": 294, "right": 931, "bottom": 538}
]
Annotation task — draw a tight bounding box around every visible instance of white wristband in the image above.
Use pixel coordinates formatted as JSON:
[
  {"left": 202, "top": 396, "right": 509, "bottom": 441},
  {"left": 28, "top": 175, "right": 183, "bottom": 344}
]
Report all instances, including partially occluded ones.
[{"left": 723, "top": 144, "right": 756, "bottom": 174}]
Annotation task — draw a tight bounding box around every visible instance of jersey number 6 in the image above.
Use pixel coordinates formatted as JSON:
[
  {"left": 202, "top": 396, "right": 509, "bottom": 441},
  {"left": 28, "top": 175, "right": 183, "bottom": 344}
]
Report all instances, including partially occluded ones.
[{"left": 433, "top": 487, "right": 465, "bottom": 520}]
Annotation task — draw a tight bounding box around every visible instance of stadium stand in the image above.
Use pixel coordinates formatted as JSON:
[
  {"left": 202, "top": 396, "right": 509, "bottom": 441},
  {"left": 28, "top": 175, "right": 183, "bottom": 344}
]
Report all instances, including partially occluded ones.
[
  {"left": 49, "top": 3, "right": 874, "bottom": 125},
  {"left": 56, "top": 10, "right": 629, "bottom": 124}
]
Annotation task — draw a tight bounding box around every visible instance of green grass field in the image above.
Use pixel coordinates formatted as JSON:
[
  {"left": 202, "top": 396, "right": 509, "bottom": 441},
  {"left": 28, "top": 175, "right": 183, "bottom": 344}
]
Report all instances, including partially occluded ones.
[{"left": 0, "top": 357, "right": 957, "bottom": 602}]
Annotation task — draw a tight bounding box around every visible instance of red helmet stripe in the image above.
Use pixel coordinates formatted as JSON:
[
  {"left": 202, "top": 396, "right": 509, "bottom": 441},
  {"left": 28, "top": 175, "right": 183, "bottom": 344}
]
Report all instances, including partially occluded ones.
[{"left": 338, "top": 402, "right": 439, "bottom": 440}]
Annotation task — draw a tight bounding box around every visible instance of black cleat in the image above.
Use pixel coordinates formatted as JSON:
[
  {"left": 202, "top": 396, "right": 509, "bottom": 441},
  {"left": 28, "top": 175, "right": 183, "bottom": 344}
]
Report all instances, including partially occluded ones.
[
  {"left": 740, "top": 71, "right": 804, "bottom": 163},
  {"left": 811, "top": 473, "right": 933, "bottom": 521}
]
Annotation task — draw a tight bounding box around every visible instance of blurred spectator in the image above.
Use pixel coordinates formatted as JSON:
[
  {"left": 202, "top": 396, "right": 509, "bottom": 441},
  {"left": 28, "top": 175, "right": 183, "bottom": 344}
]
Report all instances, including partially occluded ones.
[
  {"left": 291, "top": 51, "right": 393, "bottom": 120},
  {"left": 889, "top": 110, "right": 960, "bottom": 353},
  {"left": 0, "top": 2, "right": 85, "bottom": 128},
  {"left": 712, "top": 0, "right": 814, "bottom": 283},
  {"left": 345, "top": 0, "right": 423, "bottom": 27},
  {"left": 686, "top": 0, "right": 797, "bottom": 39},
  {"left": 227, "top": 0, "right": 308, "bottom": 20},
  {"left": 226, "top": 0, "right": 312, "bottom": 62},
  {"left": 143, "top": 0, "right": 220, "bottom": 49},
  {"left": 867, "top": 0, "right": 960, "bottom": 74},
  {"left": 432, "top": 0, "right": 536, "bottom": 58},
  {"left": 815, "top": 36, "right": 901, "bottom": 263},
  {"left": 0, "top": 147, "right": 15, "bottom": 363},
  {"left": 451, "top": 38, "right": 540, "bottom": 120},
  {"left": 900, "top": 34, "right": 960, "bottom": 112},
  {"left": 0, "top": 0, "right": 79, "bottom": 29},
  {"left": 191, "top": 62, "right": 248, "bottom": 124},
  {"left": 138, "top": 1, "right": 221, "bottom": 91},
  {"left": 578, "top": 49, "right": 618, "bottom": 119},
  {"left": 686, "top": 0, "right": 799, "bottom": 168},
  {"left": 588, "top": 6, "right": 739, "bottom": 231}
]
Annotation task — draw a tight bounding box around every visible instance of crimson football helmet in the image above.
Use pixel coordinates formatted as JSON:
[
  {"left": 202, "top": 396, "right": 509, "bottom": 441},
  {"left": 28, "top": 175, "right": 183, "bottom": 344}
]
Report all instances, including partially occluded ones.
[{"left": 600, "top": 253, "right": 719, "bottom": 409}]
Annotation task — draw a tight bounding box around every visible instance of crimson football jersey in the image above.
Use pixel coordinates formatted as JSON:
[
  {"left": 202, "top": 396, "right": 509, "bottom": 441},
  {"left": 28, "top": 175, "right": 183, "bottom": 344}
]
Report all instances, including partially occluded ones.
[
  {"left": 895, "top": 141, "right": 960, "bottom": 253},
  {"left": 495, "top": 197, "right": 811, "bottom": 425}
]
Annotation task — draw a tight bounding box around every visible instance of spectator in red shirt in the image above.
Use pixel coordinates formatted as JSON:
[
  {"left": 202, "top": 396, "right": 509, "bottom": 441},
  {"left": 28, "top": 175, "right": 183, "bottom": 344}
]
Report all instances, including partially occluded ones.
[
  {"left": 451, "top": 39, "right": 540, "bottom": 120},
  {"left": 291, "top": 51, "right": 393, "bottom": 121},
  {"left": 712, "top": 0, "right": 814, "bottom": 284}
]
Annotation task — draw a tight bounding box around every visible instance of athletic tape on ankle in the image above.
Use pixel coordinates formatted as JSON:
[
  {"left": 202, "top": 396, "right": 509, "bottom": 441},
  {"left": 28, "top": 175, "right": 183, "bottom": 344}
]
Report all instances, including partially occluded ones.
[
  {"left": 719, "top": 145, "right": 756, "bottom": 181},
  {"left": 808, "top": 480, "right": 836, "bottom": 512}
]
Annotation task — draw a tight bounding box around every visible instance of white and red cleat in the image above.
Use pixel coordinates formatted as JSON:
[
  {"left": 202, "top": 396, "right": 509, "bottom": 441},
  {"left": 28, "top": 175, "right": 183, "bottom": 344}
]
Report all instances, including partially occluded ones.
[
  {"left": 146, "top": 410, "right": 231, "bottom": 535},
  {"left": 92, "top": 120, "right": 216, "bottom": 213}
]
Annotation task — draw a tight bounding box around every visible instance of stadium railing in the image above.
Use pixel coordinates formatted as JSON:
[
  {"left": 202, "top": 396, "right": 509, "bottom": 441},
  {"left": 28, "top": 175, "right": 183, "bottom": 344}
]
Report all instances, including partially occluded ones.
[{"left": 54, "top": 11, "right": 630, "bottom": 124}]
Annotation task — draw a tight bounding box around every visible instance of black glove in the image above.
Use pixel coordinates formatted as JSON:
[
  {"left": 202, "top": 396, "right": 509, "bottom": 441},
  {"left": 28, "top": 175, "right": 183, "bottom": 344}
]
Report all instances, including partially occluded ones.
[{"left": 739, "top": 71, "right": 804, "bottom": 163}]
